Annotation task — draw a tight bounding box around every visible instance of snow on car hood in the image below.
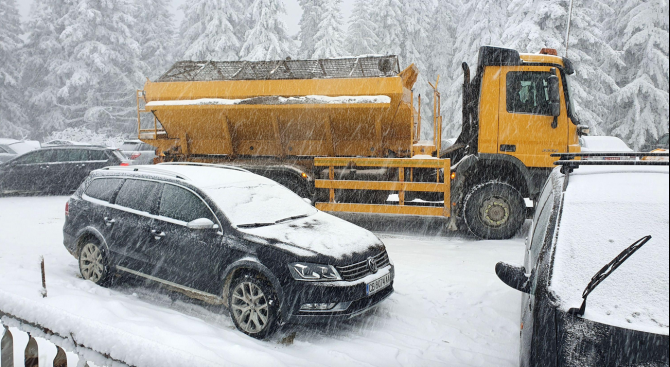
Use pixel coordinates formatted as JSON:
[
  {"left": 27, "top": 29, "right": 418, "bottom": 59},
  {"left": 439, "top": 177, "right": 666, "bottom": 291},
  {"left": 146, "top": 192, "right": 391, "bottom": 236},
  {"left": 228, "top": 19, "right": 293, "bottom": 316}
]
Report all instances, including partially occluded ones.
[
  {"left": 550, "top": 167, "right": 669, "bottom": 335},
  {"left": 238, "top": 211, "right": 382, "bottom": 259}
]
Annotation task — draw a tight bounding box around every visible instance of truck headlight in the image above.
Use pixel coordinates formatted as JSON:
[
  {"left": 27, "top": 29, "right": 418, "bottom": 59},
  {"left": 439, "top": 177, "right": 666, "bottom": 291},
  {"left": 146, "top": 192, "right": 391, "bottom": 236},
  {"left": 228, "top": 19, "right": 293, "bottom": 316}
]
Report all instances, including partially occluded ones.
[{"left": 289, "top": 263, "right": 342, "bottom": 281}]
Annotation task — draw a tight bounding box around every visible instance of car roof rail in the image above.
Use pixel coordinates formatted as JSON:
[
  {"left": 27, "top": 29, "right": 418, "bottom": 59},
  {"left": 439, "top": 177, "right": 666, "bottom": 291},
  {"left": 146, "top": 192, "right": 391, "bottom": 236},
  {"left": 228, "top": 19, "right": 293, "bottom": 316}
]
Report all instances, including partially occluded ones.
[
  {"left": 551, "top": 152, "right": 669, "bottom": 174},
  {"left": 157, "top": 162, "right": 250, "bottom": 173},
  {"left": 101, "top": 166, "right": 191, "bottom": 181}
]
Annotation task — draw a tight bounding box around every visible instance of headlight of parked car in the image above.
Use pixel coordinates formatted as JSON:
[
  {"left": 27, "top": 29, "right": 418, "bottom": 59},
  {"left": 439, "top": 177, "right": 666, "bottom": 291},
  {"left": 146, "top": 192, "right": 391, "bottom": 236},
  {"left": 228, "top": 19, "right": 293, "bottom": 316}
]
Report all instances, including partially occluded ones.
[{"left": 289, "top": 263, "right": 342, "bottom": 281}]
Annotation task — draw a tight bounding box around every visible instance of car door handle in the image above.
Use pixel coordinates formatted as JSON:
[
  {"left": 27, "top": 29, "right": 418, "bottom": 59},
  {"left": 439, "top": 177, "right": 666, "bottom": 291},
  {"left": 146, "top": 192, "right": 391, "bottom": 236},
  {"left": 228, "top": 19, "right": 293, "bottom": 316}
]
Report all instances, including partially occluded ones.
[
  {"left": 103, "top": 217, "right": 116, "bottom": 226},
  {"left": 151, "top": 229, "right": 166, "bottom": 240}
]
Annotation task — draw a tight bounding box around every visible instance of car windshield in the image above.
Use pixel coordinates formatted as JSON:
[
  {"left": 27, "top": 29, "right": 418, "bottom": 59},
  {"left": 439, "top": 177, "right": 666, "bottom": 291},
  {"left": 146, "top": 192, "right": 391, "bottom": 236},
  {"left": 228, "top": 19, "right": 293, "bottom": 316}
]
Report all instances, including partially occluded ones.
[{"left": 203, "top": 182, "right": 317, "bottom": 227}]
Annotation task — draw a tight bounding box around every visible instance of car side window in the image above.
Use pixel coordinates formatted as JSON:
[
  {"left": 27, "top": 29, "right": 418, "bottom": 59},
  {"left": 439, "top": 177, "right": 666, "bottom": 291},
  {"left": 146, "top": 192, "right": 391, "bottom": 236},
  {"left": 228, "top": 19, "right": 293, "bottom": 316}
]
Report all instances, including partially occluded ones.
[
  {"left": 55, "top": 149, "right": 88, "bottom": 162},
  {"left": 88, "top": 150, "right": 108, "bottom": 161},
  {"left": 114, "top": 179, "right": 162, "bottom": 213},
  {"left": 13, "top": 150, "right": 53, "bottom": 164},
  {"left": 159, "top": 184, "right": 213, "bottom": 223},
  {"left": 506, "top": 71, "right": 553, "bottom": 116},
  {"left": 85, "top": 178, "right": 124, "bottom": 202}
]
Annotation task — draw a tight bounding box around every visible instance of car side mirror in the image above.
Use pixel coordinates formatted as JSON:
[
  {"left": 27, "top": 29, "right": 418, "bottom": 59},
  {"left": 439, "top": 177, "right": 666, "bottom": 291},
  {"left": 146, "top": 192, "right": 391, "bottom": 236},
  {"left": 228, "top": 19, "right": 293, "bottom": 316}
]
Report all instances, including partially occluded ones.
[
  {"left": 187, "top": 218, "right": 218, "bottom": 230},
  {"left": 548, "top": 74, "right": 561, "bottom": 118},
  {"left": 495, "top": 262, "right": 531, "bottom": 294}
]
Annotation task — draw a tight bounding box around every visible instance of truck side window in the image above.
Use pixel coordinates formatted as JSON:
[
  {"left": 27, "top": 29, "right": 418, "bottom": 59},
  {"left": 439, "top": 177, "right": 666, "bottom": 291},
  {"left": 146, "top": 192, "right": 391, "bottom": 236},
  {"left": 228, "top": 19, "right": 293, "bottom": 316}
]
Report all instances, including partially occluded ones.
[{"left": 506, "top": 71, "right": 553, "bottom": 116}]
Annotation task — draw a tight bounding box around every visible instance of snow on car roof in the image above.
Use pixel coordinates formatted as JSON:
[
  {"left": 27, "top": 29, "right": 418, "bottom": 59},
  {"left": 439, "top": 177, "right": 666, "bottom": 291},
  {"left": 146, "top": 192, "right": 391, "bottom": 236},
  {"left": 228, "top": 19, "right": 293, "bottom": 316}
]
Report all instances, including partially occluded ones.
[
  {"left": 580, "top": 136, "right": 632, "bottom": 152},
  {"left": 550, "top": 166, "right": 669, "bottom": 335},
  {"left": 116, "top": 164, "right": 272, "bottom": 188}
]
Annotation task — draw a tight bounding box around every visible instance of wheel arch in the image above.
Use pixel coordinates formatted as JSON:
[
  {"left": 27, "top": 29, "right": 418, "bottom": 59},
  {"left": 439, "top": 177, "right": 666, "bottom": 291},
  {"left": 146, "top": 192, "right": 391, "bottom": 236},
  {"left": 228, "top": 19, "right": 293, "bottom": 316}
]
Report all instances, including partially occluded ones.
[
  {"left": 471, "top": 154, "right": 534, "bottom": 198},
  {"left": 220, "top": 259, "right": 286, "bottom": 320},
  {"left": 73, "top": 226, "right": 111, "bottom": 258}
]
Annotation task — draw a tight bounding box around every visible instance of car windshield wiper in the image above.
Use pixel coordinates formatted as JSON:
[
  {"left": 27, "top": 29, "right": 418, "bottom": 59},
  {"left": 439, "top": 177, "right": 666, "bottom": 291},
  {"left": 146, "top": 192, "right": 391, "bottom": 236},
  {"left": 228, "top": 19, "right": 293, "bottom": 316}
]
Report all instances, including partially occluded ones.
[
  {"left": 236, "top": 222, "right": 275, "bottom": 228},
  {"left": 569, "top": 235, "right": 652, "bottom": 316},
  {"left": 274, "top": 214, "right": 310, "bottom": 224}
]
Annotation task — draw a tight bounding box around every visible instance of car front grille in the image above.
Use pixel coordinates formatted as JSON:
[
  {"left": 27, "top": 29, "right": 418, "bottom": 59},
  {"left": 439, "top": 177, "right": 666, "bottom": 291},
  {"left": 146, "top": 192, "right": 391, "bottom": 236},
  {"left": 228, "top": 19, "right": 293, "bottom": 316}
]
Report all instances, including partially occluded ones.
[{"left": 336, "top": 251, "right": 390, "bottom": 281}]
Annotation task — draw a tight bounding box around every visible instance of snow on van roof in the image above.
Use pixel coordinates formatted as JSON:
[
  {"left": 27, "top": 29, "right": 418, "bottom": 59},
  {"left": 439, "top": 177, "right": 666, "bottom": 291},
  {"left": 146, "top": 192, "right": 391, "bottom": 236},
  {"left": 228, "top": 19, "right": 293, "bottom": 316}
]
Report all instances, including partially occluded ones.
[
  {"left": 105, "top": 164, "right": 271, "bottom": 188},
  {"left": 550, "top": 166, "right": 669, "bottom": 335},
  {"left": 579, "top": 136, "right": 632, "bottom": 152}
]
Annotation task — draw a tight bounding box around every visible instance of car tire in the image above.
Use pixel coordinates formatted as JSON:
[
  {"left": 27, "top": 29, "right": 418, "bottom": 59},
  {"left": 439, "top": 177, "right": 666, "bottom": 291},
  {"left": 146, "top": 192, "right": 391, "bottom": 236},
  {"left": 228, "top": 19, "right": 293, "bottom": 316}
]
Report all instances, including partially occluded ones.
[
  {"left": 229, "top": 273, "right": 279, "bottom": 339},
  {"left": 463, "top": 181, "right": 526, "bottom": 240},
  {"left": 78, "top": 240, "right": 112, "bottom": 286}
]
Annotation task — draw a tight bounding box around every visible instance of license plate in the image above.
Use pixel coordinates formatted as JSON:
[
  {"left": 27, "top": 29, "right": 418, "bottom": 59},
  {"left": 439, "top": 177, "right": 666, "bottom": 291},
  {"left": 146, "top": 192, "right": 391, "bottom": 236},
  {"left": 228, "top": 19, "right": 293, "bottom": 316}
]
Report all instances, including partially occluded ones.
[{"left": 366, "top": 273, "right": 391, "bottom": 296}]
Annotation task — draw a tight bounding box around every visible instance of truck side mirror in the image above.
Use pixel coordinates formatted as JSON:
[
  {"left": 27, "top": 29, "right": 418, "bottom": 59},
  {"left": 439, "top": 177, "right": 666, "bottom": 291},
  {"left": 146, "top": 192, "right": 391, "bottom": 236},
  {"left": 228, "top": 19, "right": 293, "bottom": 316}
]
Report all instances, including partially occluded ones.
[
  {"left": 495, "top": 262, "right": 531, "bottom": 293},
  {"left": 548, "top": 75, "right": 560, "bottom": 117}
]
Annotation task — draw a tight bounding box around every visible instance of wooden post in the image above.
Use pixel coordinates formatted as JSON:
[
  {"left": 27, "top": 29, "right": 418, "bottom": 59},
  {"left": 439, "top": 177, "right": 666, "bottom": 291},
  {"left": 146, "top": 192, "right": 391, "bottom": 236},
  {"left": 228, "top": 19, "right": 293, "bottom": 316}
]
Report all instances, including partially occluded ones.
[
  {"left": 1, "top": 325, "right": 13, "bottom": 367},
  {"left": 444, "top": 159, "right": 451, "bottom": 217},
  {"left": 398, "top": 167, "right": 405, "bottom": 206},
  {"left": 53, "top": 347, "right": 67, "bottom": 367},
  {"left": 329, "top": 166, "right": 335, "bottom": 203},
  {"left": 40, "top": 257, "right": 47, "bottom": 298},
  {"left": 179, "top": 132, "right": 189, "bottom": 156},
  {"left": 24, "top": 334, "right": 38, "bottom": 367}
]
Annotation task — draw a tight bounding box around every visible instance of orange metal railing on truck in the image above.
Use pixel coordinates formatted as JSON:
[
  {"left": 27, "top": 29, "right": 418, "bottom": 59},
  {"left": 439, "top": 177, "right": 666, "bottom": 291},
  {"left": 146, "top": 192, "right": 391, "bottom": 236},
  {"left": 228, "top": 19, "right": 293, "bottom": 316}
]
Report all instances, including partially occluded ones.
[{"left": 314, "top": 157, "right": 451, "bottom": 217}]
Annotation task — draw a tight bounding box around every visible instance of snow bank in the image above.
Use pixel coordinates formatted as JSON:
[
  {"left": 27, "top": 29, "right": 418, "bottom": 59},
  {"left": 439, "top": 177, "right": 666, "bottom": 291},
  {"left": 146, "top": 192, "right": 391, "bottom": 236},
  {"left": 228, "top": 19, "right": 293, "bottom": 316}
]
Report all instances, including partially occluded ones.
[
  {"left": 579, "top": 136, "right": 633, "bottom": 152},
  {"left": 550, "top": 167, "right": 669, "bottom": 335},
  {"left": 145, "top": 95, "right": 391, "bottom": 107}
]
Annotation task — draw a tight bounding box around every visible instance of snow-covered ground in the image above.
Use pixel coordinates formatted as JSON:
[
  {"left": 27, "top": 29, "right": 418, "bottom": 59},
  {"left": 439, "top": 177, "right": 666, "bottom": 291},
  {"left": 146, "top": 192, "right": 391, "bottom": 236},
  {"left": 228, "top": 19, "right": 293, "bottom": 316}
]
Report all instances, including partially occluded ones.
[{"left": 0, "top": 195, "right": 526, "bottom": 367}]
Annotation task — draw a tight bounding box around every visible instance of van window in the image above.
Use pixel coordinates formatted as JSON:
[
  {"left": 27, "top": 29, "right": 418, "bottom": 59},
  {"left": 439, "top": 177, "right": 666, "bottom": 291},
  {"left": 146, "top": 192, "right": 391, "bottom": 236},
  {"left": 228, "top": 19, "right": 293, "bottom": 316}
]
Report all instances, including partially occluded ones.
[
  {"left": 115, "top": 179, "right": 162, "bottom": 213},
  {"left": 506, "top": 71, "right": 553, "bottom": 116},
  {"left": 85, "top": 178, "right": 124, "bottom": 202},
  {"left": 159, "top": 185, "right": 213, "bottom": 223}
]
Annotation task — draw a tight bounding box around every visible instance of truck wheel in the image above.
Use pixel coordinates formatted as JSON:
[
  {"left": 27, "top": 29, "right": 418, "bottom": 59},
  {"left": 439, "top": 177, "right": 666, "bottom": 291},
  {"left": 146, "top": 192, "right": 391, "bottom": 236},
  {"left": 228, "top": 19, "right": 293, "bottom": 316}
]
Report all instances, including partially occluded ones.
[{"left": 463, "top": 181, "right": 525, "bottom": 239}]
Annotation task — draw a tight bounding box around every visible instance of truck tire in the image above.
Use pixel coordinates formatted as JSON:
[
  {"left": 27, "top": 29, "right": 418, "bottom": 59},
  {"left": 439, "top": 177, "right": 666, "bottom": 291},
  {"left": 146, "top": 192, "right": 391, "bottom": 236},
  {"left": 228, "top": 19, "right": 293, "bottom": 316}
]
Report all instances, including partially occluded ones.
[{"left": 463, "top": 181, "right": 525, "bottom": 240}]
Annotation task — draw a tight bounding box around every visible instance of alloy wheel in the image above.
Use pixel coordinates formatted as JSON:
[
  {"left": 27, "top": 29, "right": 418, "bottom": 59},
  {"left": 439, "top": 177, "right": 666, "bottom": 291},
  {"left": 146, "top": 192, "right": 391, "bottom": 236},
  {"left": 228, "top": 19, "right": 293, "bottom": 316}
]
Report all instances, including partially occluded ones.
[
  {"left": 80, "top": 243, "right": 105, "bottom": 283},
  {"left": 231, "top": 281, "right": 270, "bottom": 334}
]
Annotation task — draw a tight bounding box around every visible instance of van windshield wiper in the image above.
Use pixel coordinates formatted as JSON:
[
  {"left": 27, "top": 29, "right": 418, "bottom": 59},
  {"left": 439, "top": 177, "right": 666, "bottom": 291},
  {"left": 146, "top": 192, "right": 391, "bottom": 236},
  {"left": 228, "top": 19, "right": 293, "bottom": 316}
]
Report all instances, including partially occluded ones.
[
  {"left": 569, "top": 235, "right": 652, "bottom": 316},
  {"left": 274, "top": 214, "right": 309, "bottom": 224}
]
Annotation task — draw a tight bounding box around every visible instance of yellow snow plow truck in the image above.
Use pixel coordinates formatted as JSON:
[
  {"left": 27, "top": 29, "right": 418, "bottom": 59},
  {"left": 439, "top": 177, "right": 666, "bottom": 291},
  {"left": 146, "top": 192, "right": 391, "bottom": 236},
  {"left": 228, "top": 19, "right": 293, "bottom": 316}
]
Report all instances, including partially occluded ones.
[{"left": 136, "top": 46, "right": 587, "bottom": 239}]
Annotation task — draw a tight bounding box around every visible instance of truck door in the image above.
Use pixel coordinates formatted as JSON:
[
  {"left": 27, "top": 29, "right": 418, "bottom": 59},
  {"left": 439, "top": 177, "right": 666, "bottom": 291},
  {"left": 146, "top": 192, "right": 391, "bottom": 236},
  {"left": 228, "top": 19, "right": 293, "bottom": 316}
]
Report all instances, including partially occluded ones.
[{"left": 498, "top": 67, "right": 568, "bottom": 168}]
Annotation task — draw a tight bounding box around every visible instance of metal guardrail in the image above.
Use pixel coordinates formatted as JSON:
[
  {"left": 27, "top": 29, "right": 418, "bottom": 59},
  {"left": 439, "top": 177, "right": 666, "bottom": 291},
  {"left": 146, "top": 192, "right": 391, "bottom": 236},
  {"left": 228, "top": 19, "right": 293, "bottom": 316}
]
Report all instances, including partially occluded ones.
[
  {"left": 314, "top": 157, "right": 451, "bottom": 217},
  {"left": 1, "top": 312, "right": 127, "bottom": 367}
]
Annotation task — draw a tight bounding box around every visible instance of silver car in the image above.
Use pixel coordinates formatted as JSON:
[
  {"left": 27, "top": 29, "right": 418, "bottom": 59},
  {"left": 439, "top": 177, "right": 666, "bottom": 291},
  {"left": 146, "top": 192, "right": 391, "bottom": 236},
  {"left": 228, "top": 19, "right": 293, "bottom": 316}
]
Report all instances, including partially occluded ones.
[{"left": 120, "top": 140, "right": 157, "bottom": 165}]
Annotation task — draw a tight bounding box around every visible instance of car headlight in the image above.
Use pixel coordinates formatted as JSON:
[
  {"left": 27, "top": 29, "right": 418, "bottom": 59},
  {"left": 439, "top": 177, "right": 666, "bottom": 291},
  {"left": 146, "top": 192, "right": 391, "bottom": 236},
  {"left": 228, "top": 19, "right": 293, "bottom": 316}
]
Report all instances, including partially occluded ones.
[{"left": 289, "top": 263, "right": 342, "bottom": 281}]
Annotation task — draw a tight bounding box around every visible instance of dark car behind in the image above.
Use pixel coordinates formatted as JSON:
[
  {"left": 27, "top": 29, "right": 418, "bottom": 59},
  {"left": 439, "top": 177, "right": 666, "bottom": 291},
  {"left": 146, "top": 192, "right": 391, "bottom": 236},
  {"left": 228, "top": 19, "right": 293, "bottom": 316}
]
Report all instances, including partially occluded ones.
[
  {"left": 0, "top": 146, "right": 127, "bottom": 195},
  {"left": 496, "top": 163, "right": 669, "bottom": 367}
]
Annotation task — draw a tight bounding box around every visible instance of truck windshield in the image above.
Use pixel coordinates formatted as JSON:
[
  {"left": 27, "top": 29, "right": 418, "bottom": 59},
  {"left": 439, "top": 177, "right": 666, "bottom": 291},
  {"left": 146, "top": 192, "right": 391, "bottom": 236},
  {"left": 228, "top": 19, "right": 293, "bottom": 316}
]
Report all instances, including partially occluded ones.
[{"left": 203, "top": 182, "right": 317, "bottom": 228}]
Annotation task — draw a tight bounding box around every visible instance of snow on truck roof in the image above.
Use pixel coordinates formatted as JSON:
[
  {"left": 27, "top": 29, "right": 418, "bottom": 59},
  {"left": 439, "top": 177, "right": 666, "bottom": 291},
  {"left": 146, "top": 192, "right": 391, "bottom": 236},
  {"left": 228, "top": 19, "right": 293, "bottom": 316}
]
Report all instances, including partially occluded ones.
[{"left": 550, "top": 166, "right": 669, "bottom": 335}]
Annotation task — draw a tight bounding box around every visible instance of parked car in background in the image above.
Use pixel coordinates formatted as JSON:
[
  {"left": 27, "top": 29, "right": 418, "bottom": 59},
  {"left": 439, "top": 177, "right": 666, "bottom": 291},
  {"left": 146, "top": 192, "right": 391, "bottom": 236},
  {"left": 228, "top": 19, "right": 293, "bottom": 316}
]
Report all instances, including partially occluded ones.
[
  {"left": 120, "top": 139, "right": 157, "bottom": 165},
  {"left": 495, "top": 155, "right": 669, "bottom": 366},
  {"left": 579, "top": 135, "right": 633, "bottom": 160},
  {"left": 642, "top": 133, "right": 669, "bottom": 152},
  {"left": 63, "top": 163, "right": 394, "bottom": 339},
  {"left": 0, "top": 138, "right": 41, "bottom": 163},
  {"left": 0, "top": 146, "right": 128, "bottom": 195},
  {"left": 43, "top": 139, "right": 91, "bottom": 147}
]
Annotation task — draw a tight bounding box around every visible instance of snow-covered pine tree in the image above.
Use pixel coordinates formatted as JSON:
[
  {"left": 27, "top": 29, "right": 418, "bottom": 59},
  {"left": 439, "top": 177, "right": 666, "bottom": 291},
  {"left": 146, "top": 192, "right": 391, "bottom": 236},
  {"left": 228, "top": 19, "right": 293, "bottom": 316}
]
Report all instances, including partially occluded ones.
[
  {"left": 312, "top": 0, "right": 347, "bottom": 58},
  {"left": 21, "top": 0, "right": 69, "bottom": 137},
  {"left": 607, "top": 0, "right": 669, "bottom": 149},
  {"left": 443, "top": 0, "right": 509, "bottom": 140},
  {"left": 297, "top": 0, "right": 322, "bottom": 58},
  {"left": 178, "top": 0, "right": 244, "bottom": 61},
  {"left": 345, "top": 0, "right": 380, "bottom": 57},
  {"left": 239, "top": 0, "right": 296, "bottom": 61},
  {"left": 503, "top": 0, "right": 619, "bottom": 136},
  {"left": 0, "top": 0, "right": 29, "bottom": 138},
  {"left": 136, "top": 0, "right": 175, "bottom": 78},
  {"left": 55, "top": 0, "right": 145, "bottom": 135},
  {"left": 369, "top": 0, "right": 403, "bottom": 56}
]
